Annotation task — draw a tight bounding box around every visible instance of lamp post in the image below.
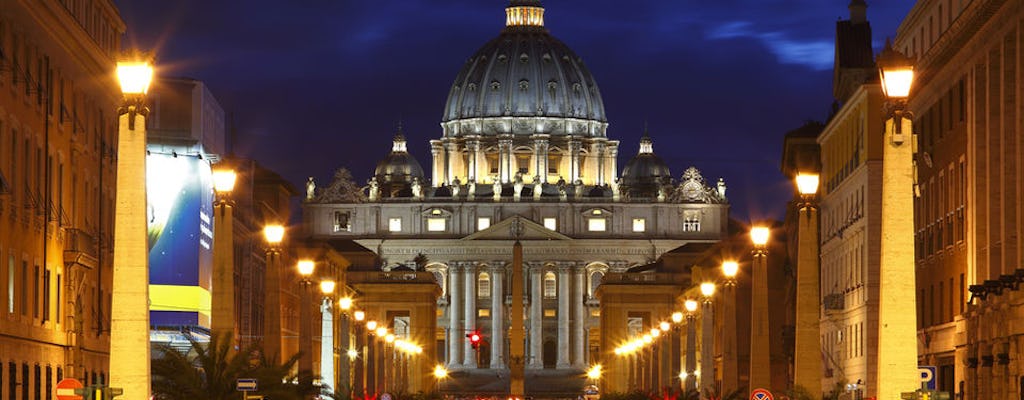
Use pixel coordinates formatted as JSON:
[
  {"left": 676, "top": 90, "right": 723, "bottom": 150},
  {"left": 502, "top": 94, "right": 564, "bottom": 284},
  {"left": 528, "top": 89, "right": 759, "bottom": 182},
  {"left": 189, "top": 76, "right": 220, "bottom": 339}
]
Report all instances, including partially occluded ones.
[
  {"left": 366, "top": 320, "right": 379, "bottom": 397},
  {"left": 721, "top": 261, "right": 739, "bottom": 396},
  {"left": 749, "top": 226, "right": 771, "bottom": 393},
  {"left": 320, "top": 280, "right": 337, "bottom": 394},
  {"left": 684, "top": 300, "right": 698, "bottom": 392},
  {"left": 875, "top": 41, "right": 920, "bottom": 399},
  {"left": 211, "top": 166, "right": 238, "bottom": 346},
  {"left": 375, "top": 325, "right": 388, "bottom": 395},
  {"left": 109, "top": 56, "right": 154, "bottom": 400},
  {"left": 671, "top": 311, "right": 683, "bottom": 393},
  {"left": 353, "top": 310, "right": 366, "bottom": 397},
  {"left": 297, "top": 260, "right": 316, "bottom": 376},
  {"left": 699, "top": 283, "right": 715, "bottom": 399},
  {"left": 338, "top": 297, "right": 353, "bottom": 397},
  {"left": 263, "top": 224, "right": 285, "bottom": 359},
  {"left": 793, "top": 173, "right": 823, "bottom": 395}
]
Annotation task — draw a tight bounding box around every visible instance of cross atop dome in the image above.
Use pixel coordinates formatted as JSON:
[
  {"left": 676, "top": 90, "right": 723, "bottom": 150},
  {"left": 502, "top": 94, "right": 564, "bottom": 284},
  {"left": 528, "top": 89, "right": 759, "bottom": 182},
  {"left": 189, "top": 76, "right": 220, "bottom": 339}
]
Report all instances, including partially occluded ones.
[
  {"left": 639, "top": 124, "right": 654, "bottom": 155},
  {"left": 392, "top": 122, "right": 408, "bottom": 153},
  {"left": 506, "top": 0, "right": 544, "bottom": 28}
]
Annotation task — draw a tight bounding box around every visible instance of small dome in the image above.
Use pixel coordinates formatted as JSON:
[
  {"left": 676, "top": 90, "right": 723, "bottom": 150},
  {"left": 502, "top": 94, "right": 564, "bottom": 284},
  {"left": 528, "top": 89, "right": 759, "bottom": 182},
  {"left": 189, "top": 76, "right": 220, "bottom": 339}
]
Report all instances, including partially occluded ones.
[
  {"left": 620, "top": 134, "right": 671, "bottom": 186},
  {"left": 374, "top": 132, "right": 424, "bottom": 183}
]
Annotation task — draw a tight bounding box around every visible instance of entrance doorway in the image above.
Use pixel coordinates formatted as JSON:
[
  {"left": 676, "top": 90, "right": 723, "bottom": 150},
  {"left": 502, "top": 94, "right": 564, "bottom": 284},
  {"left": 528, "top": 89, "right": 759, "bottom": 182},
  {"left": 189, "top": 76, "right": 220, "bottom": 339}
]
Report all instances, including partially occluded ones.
[{"left": 543, "top": 340, "right": 556, "bottom": 368}]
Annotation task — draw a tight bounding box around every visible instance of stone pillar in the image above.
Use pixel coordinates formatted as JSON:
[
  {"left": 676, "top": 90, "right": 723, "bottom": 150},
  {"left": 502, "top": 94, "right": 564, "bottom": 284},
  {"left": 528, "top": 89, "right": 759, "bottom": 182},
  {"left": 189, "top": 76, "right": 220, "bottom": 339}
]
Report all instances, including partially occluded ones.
[
  {"left": 557, "top": 263, "right": 571, "bottom": 368},
  {"left": 466, "top": 136, "right": 481, "bottom": 182},
  {"left": 499, "top": 135, "right": 514, "bottom": 183},
  {"left": 263, "top": 248, "right": 283, "bottom": 359},
  {"left": 320, "top": 298, "right": 335, "bottom": 393},
  {"left": 594, "top": 140, "right": 606, "bottom": 186},
  {"left": 684, "top": 314, "right": 697, "bottom": 391},
  {"left": 448, "top": 264, "right": 463, "bottom": 368},
  {"left": 430, "top": 140, "right": 445, "bottom": 187},
  {"left": 573, "top": 267, "right": 586, "bottom": 368},
  {"left": 491, "top": 263, "right": 506, "bottom": 369},
  {"left": 750, "top": 245, "right": 771, "bottom": 391},
  {"left": 794, "top": 202, "right": 822, "bottom": 395},
  {"left": 700, "top": 299, "right": 714, "bottom": 396},
  {"left": 528, "top": 264, "right": 544, "bottom": 369},
  {"left": 532, "top": 134, "right": 550, "bottom": 184},
  {"left": 445, "top": 140, "right": 460, "bottom": 185},
  {"left": 606, "top": 142, "right": 619, "bottom": 187},
  {"left": 464, "top": 263, "right": 478, "bottom": 367},
  {"left": 568, "top": 137, "right": 581, "bottom": 183}
]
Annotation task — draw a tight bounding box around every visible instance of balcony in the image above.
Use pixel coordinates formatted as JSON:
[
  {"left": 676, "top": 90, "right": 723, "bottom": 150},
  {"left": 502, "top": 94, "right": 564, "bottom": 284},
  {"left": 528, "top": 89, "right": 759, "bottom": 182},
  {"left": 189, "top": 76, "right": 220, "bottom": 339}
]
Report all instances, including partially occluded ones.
[
  {"left": 823, "top": 293, "right": 844, "bottom": 312},
  {"left": 600, "top": 272, "right": 686, "bottom": 285},
  {"left": 63, "top": 228, "right": 98, "bottom": 269},
  {"left": 346, "top": 271, "right": 439, "bottom": 285}
]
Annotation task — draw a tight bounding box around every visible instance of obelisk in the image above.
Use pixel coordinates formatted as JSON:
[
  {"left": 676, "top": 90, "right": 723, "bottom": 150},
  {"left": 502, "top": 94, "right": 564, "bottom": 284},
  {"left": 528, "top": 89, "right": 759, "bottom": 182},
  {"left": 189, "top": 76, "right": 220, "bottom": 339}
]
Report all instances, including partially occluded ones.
[{"left": 509, "top": 217, "right": 526, "bottom": 396}]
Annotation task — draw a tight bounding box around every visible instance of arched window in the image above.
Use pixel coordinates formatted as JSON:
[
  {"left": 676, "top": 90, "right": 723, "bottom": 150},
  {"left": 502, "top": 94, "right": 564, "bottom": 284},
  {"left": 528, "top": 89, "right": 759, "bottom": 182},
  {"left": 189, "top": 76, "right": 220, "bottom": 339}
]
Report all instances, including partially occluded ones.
[
  {"left": 478, "top": 272, "right": 491, "bottom": 298},
  {"left": 544, "top": 272, "right": 557, "bottom": 298},
  {"left": 589, "top": 271, "right": 604, "bottom": 297}
]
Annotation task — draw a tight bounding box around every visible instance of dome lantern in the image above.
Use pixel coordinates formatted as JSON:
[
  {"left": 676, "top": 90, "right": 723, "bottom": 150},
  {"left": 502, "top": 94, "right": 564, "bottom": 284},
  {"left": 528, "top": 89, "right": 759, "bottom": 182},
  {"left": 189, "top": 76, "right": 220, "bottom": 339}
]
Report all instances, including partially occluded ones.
[{"left": 506, "top": 0, "right": 544, "bottom": 28}]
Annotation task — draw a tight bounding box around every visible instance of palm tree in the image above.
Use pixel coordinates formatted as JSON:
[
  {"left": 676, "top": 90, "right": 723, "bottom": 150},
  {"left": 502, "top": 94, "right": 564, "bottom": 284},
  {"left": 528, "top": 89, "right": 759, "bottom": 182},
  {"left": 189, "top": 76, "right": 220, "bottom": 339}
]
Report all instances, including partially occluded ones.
[{"left": 151, "top": 332, "right": 322, "bottom": 400}]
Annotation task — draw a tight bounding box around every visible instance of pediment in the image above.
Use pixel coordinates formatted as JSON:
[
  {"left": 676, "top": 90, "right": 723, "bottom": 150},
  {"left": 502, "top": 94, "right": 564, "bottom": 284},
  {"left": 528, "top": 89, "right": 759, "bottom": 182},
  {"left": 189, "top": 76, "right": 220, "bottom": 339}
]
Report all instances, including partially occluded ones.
[{"left": 462, "top": 216, "right": 572, "bottom": 241}]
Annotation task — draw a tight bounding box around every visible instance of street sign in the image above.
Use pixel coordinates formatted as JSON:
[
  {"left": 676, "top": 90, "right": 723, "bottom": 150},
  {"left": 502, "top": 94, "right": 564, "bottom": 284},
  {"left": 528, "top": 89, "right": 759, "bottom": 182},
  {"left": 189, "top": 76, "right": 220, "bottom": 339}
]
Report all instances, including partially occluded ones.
[
  {"left": 919, "top": 366, "right": 937, "bottom": 390},
  {"left": 750, "top": 388, "right": 774, "bottom": 400},
  {"left": 55, "top": 379, "right": 84, "bottom": 400},
  {"left": 236, "top": 378, "right": 258, "bottom": 392}
]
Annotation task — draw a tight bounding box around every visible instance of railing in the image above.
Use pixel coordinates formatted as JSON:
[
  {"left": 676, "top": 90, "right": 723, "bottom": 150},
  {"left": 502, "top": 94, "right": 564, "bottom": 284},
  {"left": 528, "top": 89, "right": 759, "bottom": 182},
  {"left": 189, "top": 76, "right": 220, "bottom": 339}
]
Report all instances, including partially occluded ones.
[
  {"left": 64, "top": 228, "right": 98, "bottom": 259},
  {"left": 823, "top": 293, "right": 844, "bottom": 311},
  {"left": 346, "top": 271, "right": 438, "bottom": 284},
  {"left": 600, "top": 272, "right": 686, "bottom": 285}
]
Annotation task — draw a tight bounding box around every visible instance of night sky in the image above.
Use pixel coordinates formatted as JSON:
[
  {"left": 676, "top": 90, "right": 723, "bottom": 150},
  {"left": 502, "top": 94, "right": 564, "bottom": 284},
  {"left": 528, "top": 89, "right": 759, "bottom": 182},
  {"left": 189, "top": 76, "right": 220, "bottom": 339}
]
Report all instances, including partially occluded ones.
[{"left": 114, "top": 0, "right": 916, "bottom": 223}]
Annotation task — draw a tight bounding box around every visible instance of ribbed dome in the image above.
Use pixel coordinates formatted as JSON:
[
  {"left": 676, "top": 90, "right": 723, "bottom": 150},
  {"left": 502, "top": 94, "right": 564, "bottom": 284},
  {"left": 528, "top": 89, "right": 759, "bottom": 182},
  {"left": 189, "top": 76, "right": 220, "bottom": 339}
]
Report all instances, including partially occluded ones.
[
  {"left": 441, "top": 2, "right": 607, "bottom": 137},
  {"left": 621, "top": 134, "right": 671, "bottom": 186},
  {"left": 374, "top": 133, "right": 424, "bottom": 183}
]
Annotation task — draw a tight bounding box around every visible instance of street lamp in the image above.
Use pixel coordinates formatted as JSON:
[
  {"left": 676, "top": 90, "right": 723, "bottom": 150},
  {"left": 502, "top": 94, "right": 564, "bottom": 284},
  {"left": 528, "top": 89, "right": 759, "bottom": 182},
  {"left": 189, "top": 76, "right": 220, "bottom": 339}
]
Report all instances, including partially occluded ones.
[
  {"left": 669, "top": 312, "right": 683, "bottom": 393},
  {"left": 698, "top": 283, "right": 715, "bottom": 398},
  {"left": 263, "top": 224, "right": 285, "bottom": 359},
  {"left": 297, "top": 260, "right": 317, "bottom": 376},
  {"left": 320, "top": 280, "right": 337, "bottom": 395},
  {"left": 875, "top": 40, "right": 920, "bottom": 398},
  {"left": 338, "top": 297, "right": 354, "bottom": 398},
  {"left": 721, "top": 261, "right": 739, "bottom": 395},
  {"left": 793, "top": 172, "right": 823, "bottom": 396},
  {"left": 749, "top": 225, "right": 771, "bottom": 393},
  {"left": 110, "top": 55, "right": 154, "bottom": 400},
  {"left": 683, "top": 299, "right": 698, "bottom": 392},
  {"left": 211, "top": 165, "right": 237, "bottom": 346}
]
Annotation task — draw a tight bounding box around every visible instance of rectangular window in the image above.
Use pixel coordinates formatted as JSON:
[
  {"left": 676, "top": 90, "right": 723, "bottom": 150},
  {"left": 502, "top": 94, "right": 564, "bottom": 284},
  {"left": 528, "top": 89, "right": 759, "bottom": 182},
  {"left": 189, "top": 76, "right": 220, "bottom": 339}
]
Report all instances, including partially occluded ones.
[
  {"left": 42, "top": 268, "right": 49, "bottom": 322},
  {"left": 543, "top": 309, "right": 556, "bottom": 318},
  {"left": 543, "top": 217, "right": 557, "bottom": 231},
  {"left": 10, "top": 362, "right": 16, "bottom": 400},
  {"left": 388, "top": 218, "right": 402, "bottom": 232},
  {"left": 426, "top": 218, "right": 446, "bottom": 232},
  {"left": 632, "top": 218, "right": 645, "bottom": 232},
  {"left": 56, "top": 274, "right": 60, "bottom": 324},
  {"left": 33, "top": 264, "right": 39, "bottom": 318},
  {"left": 333, "top": 211, "right": 351, "bottom": 232},
  {"left": 477, "top": 217, "right": 491, "bottom": 231},
  {"left": 478, "top": 309, "right": 490, "bottom": 317},
  {"left": 7, "top": 255, "right": 12, "bottom": 313},
  {"left": 20, "top": 261, "right": 27, "bottom": 316},
  {"left": 587, "top": 218, "right": 606, "bottom": 232}
]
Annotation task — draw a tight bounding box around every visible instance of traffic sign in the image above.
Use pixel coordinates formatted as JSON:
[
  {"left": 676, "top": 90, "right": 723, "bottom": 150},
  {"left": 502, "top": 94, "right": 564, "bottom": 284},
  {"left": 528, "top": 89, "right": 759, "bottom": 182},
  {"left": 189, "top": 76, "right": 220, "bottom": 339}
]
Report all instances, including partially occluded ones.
[
  {"left": 750, "top": 388, "right": 774, "bottom": 400},
  {"left": 919, "top": 366, "right": 937, "bottom": 390},
  {"left": 55, "top": 379, "right": 84, "bottom": 400},
  {"left": 236, "top": 378, "right": 258, "bottom": 392}
]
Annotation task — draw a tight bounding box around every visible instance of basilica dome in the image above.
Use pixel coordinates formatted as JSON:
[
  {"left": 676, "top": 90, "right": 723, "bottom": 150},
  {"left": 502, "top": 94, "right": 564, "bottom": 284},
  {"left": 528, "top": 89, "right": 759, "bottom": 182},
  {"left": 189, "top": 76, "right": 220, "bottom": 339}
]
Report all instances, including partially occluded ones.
[
  {"left": 374, "top": 133, "right": 424, "bottom": 183},
  {"left": 620, "top": 134, "right": 672, "bottom": 195},
  {"left": 440, "top": 1, "right": 608, "bottom": 138}
]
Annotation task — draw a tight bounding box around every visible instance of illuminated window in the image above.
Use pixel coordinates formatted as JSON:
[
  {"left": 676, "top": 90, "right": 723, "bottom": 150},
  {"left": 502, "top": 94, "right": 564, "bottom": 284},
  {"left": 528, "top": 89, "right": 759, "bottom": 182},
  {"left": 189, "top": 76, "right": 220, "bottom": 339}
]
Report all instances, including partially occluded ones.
[
  {"left": 478, "top": 217, "right": 491, "bottom": 231},
  {"left": 588, "top": 218, "right": 606, "bottom": 232},
  {"left": 388, "top": 218, "right": 402, "bottom": 232},
  {"left": 544, "top": 309, "right": 556, "bottom": 317},
  {"left": 333, "top": 211, "right": 351, "bottom": 232},
  {"left": 478, "top": 272, "right": 490, "bottom": 298},
  {"left": 543, "top": 272, "right": 556, "bottom": 298},
  {"left": 543, "top": 218, "right": 557, "bottom": 231},
  {"left": 478, "top": 309, "right": 491, "bottom": 317},
  {"left": 427, "top": 218, "right": 446, "bottom": 232},
  {"left": 590, "top": 309, "right": 601, "bottom": 317},
  {"left": 632, "top": 218, "right": 646, "bottom": 232}
]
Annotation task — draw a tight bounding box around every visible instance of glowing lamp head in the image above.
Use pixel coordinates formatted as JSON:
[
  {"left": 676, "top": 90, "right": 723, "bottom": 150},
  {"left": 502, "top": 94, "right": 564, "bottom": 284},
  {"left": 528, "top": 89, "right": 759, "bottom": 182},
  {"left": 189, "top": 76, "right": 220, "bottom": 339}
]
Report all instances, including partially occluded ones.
[
  {"left": 211, "top": 168, "right": 237, "bottom": 194},
  {"left": 433, "top": 365, "right": 448, "bottom": 379},
  {"left": 877, "top": 40, "right": 915, "bottom": 100},
  {"left": 659, "top": 321, "right": 670, "bottom": 331},
  {"left": 671, "top": 312, "right": 684, "bottom": 323},
  {"left": 319, "top": 280, "right": 336, "bottom": 295},
  {"left": 700, "top": 282, "right": 716, "bottom": 298},
  {"left": 751, "top": 226, "right": 770, "bottom": 246},
  {"left": 586, "top": 365, "right": 602, "bottom": 380},
  {"left": 297, "top": 260, "right": 315, "bottom": 277},
  {"left": 375, "top": 327, "right": 388, "bottom": 337},
  {"left": 684, "top": 300, "right": 698, "bottom": 312},
  {"left": 339, "top": 297, "right": 353, "bottom": 311},
  {"left": 722, "top": 261, "right": 739, "bottom": 278},
  {"left": 116, "top": 60, "right": 154, "bottom": 95},
  {"left": 795, "top": 173, "right": 820, "bottom": 196},
  {"left": 650, "top": 328, "right": 661, "bottom": 337},
  {"left": 263, "top": 224, "right": 285, "bottom": 244},
  {"left": 385, "top": 334, "right": 395, "bottom": 343},
  {"left": 679, "top": 371, "right": 689, "bottom": 380},
  {"left": 366, "top": 320, "right": 377, "bottom": 331},
  {"left": 347, "top": 349, "right": 358, "bottom": 360},
  {"left": 353, "top": 310, "right": 365, "bottom": 321}
]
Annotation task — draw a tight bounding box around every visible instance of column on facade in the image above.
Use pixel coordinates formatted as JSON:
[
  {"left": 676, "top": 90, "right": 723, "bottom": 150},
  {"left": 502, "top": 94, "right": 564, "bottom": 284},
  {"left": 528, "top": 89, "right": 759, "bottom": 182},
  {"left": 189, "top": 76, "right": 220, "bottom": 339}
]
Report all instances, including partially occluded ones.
[
  {"left": 528, "top": 263, "right": 544, "bottom": 369},
  {"left": 430, "top": 140, "right": 445, "bottom": 187},
  {"left": 532, "top": 134, "right": 549, "bottom": 184},
  {"left": 466, "top": 136, "right": 481, "bottom": 183},
  {"left": 463, "top": 263, "right": 478, "bottom": 367},
  {"left": 499, "top": 135, "right": 514, "bottom": 183},
  {"left": 606, "top": 142, "right": 619, "bottom": 186},
  {"left": 568, "top": 137, "right": 581, "bottom": 183},
  {"left": 445, "top": 140, "right": 460, "bottom": 185},
  {"left": 573, "top": 266, "right": 586, "bottom": 368},
  {"left": 556, "top": 263, "right": 571, "bottom": 368},
  {"left": 490, "top": 263, "right": 506, "bottom": 369},
  {"left": 447, "top": 264, "right": 463, "bottom": 367},
  {"left": 593, "top": 140, "right": 606, "bottom": 186}
]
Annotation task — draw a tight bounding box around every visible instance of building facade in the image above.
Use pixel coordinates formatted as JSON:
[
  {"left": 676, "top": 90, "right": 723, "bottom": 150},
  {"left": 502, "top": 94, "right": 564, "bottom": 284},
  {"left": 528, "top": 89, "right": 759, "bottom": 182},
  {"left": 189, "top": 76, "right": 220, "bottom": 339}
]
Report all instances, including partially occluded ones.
[
  {"left": 0, "top": 0, "right": 124, "bottom": 396},
  {"left": 303, "top": 0, "right": 731, "bottom": 393}
]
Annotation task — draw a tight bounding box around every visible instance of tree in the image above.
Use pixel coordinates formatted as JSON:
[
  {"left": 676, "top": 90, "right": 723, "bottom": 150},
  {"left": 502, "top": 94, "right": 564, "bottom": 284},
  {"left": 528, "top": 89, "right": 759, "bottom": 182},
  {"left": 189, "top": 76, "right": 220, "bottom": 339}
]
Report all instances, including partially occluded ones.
[{"left": 151, "top": 332, "right": 322, "bottom": 400}]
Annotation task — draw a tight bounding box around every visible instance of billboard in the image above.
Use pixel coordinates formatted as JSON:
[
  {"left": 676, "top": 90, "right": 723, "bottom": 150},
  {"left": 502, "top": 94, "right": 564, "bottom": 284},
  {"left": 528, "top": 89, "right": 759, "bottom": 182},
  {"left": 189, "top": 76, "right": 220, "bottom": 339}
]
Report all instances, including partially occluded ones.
[{"left": 146, "top": 153, "right": 214, "bottom": 327}]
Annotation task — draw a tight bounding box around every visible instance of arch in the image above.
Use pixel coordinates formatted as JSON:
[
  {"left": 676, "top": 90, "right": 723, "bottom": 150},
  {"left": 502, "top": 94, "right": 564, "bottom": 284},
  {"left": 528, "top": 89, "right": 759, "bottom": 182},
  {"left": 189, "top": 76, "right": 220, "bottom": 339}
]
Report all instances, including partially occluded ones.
[
  {"left": 585, "top": 262, "right": 610, "bottom": 298},
  {"left": 543, "top": 271, "right": 556, "bottom": 298},
  {"left": 542, "top": 339, "right": 557, "bottom": 368},
  {"left": 478, "top": 271, "right": 491, "bottom": 298}
]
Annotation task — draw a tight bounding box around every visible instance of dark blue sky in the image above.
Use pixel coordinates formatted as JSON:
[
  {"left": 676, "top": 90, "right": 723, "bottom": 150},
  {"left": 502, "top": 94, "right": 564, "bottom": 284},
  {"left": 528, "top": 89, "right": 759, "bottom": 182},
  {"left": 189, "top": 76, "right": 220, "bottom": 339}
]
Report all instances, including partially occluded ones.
[{"left": 114, "top": 0, "right": 916, "bottom": 222}]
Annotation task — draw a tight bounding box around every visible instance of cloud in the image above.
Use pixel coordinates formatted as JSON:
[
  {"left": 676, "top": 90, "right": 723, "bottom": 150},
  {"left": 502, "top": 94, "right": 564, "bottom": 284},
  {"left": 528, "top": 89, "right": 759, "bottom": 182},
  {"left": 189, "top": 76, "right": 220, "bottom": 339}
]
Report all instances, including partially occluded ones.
[{"left": 706, "top": 21, "right": 833, "bottom": 70}]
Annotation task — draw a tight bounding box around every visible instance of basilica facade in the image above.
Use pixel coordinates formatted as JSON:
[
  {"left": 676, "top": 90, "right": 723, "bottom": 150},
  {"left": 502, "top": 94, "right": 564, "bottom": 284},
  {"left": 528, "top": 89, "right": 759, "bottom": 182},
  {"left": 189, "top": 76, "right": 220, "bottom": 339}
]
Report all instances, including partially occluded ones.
[{"left": 302, "top": 0, "right": 730, "bottom": 384}]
